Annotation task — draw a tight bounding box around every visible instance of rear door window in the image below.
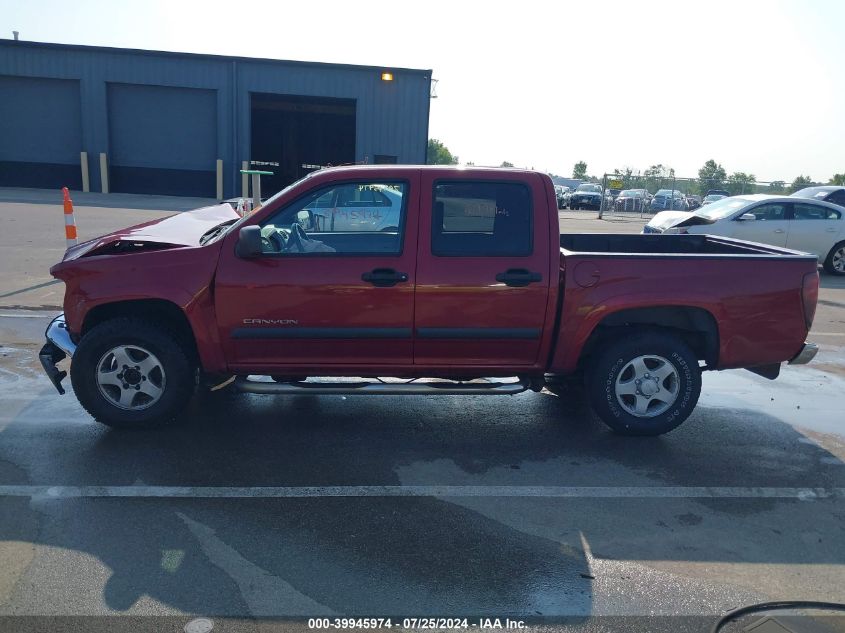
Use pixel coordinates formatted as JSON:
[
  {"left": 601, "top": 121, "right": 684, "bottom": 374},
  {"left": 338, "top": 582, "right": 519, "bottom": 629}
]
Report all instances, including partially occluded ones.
[
  {"left": 431, "top": 181, "right": 532, "bottom": 256},
  {"left": 793, "top": 203, "right": 841, "bottom": 220}
]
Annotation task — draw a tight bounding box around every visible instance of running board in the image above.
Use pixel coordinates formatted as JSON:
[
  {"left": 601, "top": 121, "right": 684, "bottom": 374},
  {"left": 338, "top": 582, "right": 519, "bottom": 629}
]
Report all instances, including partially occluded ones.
[{"left": 234, "top": 377, "right": 530, "bottom": 396}]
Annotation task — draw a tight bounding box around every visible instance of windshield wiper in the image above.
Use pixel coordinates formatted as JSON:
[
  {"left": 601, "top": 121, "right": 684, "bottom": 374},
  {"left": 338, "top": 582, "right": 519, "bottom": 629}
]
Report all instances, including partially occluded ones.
[{"left": 199, "top": 220, "right": 237, "bottom": 245}]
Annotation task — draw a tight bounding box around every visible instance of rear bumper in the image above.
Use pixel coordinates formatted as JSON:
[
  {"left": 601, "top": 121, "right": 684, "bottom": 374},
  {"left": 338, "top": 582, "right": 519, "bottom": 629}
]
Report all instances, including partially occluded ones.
[
  {"left": 39, "top": 314, "right": 77, "bottom": 394},
  {"left": 788, "top": 342, "right": 819, "bottom": 365}
]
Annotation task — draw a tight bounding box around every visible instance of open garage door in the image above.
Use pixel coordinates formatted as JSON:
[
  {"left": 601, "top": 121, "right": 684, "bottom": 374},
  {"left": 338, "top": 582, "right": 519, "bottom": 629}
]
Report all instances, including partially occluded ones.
[
  {"left": 108, "top": 84, "right": 217, "bottom": 197},
  {"left": 0, "top": 76, "right": 82, "bottom": 189},
  {"left": 250, "top": 93, "right": 356, "bottom": 193}
]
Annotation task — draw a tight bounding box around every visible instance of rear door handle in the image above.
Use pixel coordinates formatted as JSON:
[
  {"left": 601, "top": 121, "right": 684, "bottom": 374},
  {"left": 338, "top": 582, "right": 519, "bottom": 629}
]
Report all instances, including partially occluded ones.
[
  {"left": 773, "top": 229, "right": 785, "bottom": 234},
  {"left": 361, "top": 268, "right": 408, "bottom": 287},
  {"left": 495, "top": 268, "right": 542, "bottom": 287}
]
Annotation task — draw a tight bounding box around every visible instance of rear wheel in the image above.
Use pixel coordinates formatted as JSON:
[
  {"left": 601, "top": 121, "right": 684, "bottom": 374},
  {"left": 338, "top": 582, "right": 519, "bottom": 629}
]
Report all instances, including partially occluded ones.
[
  {"left": 70, "top": 318, "right": 196, "bottom": 428},
  {"left": 823, "top": 241, "right": 845, "bottom": 275},
  {"left": 585, "top": 332, "right": 701, "bottom": 436}
]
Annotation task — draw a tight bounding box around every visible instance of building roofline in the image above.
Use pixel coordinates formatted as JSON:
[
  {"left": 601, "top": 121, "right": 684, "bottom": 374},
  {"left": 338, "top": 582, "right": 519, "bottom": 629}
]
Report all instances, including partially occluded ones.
[{"left": 0, "top": 39, "right": 433, "bottom": 76}]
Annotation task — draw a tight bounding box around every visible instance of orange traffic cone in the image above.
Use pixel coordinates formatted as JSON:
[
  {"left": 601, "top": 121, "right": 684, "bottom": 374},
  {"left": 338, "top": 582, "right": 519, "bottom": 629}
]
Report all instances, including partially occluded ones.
[{"left": 62, "top": 187, "right": 78, "bottom": 248}]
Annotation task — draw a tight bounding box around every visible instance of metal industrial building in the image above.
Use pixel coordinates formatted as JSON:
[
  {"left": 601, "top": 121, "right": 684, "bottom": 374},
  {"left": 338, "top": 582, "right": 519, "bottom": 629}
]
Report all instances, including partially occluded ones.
[{"left": 0, "top": 39, "right": 432, "bottom": 198}]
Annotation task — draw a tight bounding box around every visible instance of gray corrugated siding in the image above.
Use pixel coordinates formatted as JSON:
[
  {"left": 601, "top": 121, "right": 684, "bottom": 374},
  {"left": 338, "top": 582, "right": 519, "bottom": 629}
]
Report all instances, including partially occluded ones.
[{"left": 0, "top": 41, "right": 431, "bottom": 197}]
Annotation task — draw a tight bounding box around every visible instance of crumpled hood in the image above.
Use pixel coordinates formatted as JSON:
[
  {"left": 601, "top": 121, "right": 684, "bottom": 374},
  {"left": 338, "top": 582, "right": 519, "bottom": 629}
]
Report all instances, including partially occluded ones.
[
  {"left": 646, "top": 211, "right": 695, "bottom": 231},
  {"left": 59, "top": 203, "right": 240, "bottom": 262}
]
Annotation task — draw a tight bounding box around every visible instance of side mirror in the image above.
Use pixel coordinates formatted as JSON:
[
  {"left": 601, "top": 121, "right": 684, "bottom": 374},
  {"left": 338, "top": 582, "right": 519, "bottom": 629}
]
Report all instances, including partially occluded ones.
[
  {"left": 737, "top": 213, "right": 757, "bottom": 221},
  {"left": 236, "top": 225, "right": 263, "bottom": 258}
]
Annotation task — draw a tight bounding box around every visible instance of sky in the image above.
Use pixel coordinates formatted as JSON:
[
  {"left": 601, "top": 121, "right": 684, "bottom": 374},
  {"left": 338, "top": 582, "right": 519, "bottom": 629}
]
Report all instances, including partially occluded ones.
[{"left": 3, "top": 0, "right": 843, "bottom": 182}]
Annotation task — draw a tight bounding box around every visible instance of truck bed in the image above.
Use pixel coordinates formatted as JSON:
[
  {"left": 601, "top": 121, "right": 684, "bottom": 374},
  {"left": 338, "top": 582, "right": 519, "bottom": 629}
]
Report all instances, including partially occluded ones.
[
  {"left": 551, "top": 233, "right": 819, "bottom": 375},
  {"left": 560, "top": 233, "right": 816, "bottom": 258}
]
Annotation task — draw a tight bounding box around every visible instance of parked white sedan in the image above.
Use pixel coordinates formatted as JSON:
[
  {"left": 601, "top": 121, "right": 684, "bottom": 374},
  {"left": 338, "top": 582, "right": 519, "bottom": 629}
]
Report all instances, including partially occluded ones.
[
  {"left": 643, "top": 194, "right": 845, "bottom": 275},
  {"left": 306, "top": 184, "right": 404, "bottom": 233}
]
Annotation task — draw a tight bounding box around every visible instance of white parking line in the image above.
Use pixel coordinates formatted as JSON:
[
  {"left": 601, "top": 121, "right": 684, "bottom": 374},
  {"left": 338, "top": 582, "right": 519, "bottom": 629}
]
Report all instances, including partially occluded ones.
[{"left": 0, "top": 485, "right": 842, "bottom": 500}]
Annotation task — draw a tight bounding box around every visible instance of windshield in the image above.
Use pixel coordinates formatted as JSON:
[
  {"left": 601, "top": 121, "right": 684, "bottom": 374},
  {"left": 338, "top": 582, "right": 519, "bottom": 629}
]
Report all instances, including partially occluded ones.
[
  {"left": 791, "top": 187, "right": 834, "bottom": 199},
  {"left": 693, "top": 197, "right": 753, "bottom": 219},
  {"left": 576, "top": 184, "right": 601, "bottom": 193},
  {"left": 619, "top": 190, "right": 640, "bottom": 197}
]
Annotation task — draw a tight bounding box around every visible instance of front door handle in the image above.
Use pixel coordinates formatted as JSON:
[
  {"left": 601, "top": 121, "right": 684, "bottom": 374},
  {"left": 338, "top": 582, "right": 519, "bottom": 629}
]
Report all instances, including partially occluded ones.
[
  {"left": 361, "top": 268, "right": 409, "bottom": 287},
  {"left": 495, "top": 268, "right": 542, "bottom": 287},
  {"left": 773, "top": 228, "right": 785, "bottom": 234}
]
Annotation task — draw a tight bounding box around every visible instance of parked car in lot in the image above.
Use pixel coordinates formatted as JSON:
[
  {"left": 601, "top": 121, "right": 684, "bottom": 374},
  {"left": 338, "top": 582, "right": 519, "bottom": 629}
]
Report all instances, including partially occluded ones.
[
  {"left": 554, "top": 185, "right": 571, "bottom": 209},
  {"left": 643, "top": 194, "right": 845, "bottom": 274},
  {"left": 790, "top": 185, "right": 845, "bottom": 208},
  {"left": 613, "top": 189, "right": 648, "bottom": 212},
  {"left": 41, "top": 166, "right": 819, "bottom": 437},
  {"left": 569, "top": 183, "right": 604, "bottom": 210},
  {"left": 685, "top": 195, "right": 703, "bottom": 211},
  {"left": 705, "top": 189, "right": 731, "bottom": 198},
  {"left": 649, "top": 189, "right": 688, "bottom": 211},
  {"left": 306, "top": 183, "right": 403, "bottom": 232},
  {"left": 702, "top": 193, "right": 726, "bottom": 205}
]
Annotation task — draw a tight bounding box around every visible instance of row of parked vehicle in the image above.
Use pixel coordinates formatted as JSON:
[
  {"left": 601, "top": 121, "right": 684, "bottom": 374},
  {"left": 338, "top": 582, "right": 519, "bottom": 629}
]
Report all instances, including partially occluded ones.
[
  {"left": 642, "top": 185, "right": 845, "bottom": 275},
  {"left": 555, "top": 184, "right": 730, "bottom": 212}
]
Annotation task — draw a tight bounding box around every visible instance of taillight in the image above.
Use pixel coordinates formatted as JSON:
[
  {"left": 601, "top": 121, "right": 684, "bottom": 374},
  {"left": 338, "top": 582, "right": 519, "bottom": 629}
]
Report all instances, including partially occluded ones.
[{"left": 801, "top": 271, "right": 819, "bottom": 329}]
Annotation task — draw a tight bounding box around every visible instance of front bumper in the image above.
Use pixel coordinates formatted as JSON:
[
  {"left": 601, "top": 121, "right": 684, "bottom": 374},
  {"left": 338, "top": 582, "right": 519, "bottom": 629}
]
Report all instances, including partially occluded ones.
[
  {"left": 39, "top": 314, "right": 77, "bottom": 394},
  {"left": 788, "top": 342, "right": 819, "bottom": 365},
  {"left": 572, "top": 198, "right": 601, "bottom": 208}
]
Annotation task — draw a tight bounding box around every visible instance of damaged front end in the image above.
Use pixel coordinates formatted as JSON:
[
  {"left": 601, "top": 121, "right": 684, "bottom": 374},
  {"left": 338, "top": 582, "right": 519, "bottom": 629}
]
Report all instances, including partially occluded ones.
[{"left": 39, "top": 314, "right": 77, "bottom": 394}]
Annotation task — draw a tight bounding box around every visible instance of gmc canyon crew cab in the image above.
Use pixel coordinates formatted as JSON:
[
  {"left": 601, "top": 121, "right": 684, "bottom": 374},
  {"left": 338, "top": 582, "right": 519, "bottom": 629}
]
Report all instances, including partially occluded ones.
[{"left": 40, "top": 166, "right": 820, "bottom": 436}]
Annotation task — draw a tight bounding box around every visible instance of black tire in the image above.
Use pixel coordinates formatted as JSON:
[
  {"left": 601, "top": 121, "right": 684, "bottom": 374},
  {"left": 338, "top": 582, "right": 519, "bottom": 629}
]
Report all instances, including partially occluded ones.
[
  {"left": 70, "top": 317, "right": 196, "bottom": 429},
  {"left": 823, "top": 241, "right": 845, "bottom": 276},
  {"left": 585, "top": 332, "right": 701, "bottom": 436}
]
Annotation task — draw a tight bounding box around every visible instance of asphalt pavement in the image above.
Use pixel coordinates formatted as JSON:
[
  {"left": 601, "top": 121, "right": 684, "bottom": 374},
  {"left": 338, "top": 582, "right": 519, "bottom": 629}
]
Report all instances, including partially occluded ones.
[{"left": 0, "top": 191, "right": 844, "bottom": 632}]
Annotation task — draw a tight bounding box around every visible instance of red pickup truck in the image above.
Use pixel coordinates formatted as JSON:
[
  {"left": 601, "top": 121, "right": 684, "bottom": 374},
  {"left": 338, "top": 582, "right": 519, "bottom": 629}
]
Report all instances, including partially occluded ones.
[{"left": 40, "top": 166, "right": 819, "bottom": 436}]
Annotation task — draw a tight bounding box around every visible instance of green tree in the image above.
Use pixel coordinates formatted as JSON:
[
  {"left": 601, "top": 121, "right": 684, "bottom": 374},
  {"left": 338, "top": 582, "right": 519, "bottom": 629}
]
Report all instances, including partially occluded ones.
[
  {"left": 768, "top": 180, "right": 786, "bottom": 194},
  {"left": 789, "top": 175, "right": 814, "bottom": 193},
  {"left": 426, "top": 139, "right": 458, "bottom": 165},
  {"left": 726, "top": 172, "right": 757, "bottom": 195},
  {"left": 697, "top": 159, "right": 727, "bottom": 195},
  {"left": 830, "top": 173, "right": 845, "bottom": 186},
  {"left": 644, "top": 164, "right": 673, "bottom": 193},
  {"left": 500, "top": 161, "right": 514, "bottom": 167},
  {"left": 573, "top": 161, "right": 588, "bottom": 180}
]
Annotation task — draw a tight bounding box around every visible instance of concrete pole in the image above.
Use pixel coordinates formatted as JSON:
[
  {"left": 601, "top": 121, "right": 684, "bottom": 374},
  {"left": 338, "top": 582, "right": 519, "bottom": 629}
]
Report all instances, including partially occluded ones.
[
  {"left": 99, "top": 153, "right": 109, "bottom": 194},
  {"left": 80, "top": 152, "right": 90, "bottom": 193}
]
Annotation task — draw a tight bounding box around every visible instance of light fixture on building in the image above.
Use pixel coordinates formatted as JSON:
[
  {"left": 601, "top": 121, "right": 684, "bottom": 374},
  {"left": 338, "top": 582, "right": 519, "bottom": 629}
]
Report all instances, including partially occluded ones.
[{"left": 381, "top": 72, "right": 394, "bottom": 82}]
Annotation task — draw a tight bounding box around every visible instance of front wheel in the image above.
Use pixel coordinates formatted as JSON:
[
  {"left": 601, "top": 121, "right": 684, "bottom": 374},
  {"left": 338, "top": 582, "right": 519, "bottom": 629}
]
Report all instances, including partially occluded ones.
[
  {"left": 585, "top": 332, "right": 701, "bottom": 436},
  {"left": 823, "top": 241, "right": 845, "bottom": 275},
  {"left": 70, "top": 317, "right": 196, "bottom": 429}
]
